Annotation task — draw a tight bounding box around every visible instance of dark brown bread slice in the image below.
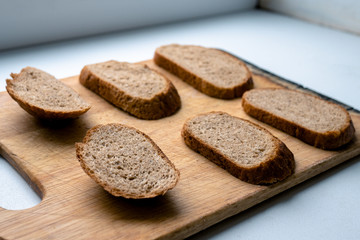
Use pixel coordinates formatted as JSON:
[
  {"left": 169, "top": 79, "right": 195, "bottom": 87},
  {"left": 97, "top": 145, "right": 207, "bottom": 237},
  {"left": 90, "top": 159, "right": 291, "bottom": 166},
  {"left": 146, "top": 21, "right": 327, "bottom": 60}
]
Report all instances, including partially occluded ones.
[
  {"left": 182, "top": 112, "right": 295, "bottom": 184},
  {"left": 242, "top": 88, "right": 355, "bottom": 149},
  {"left": 79, "top": 60, "right": 181, "bottom": 120},
  {"left": 154, "top": 44, "right": 253, "bottom": 99},
  {"left": 76, "top": 123, "right": 180, "bottom": 199},
  {"left": 6, "top": 67, "right": 91, "bottom": 119}
]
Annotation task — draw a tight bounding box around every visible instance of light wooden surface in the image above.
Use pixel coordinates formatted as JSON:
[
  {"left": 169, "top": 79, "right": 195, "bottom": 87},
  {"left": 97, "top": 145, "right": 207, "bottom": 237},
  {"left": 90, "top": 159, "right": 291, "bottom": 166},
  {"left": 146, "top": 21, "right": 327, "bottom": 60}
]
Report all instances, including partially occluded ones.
[{"left": 0, "top": 60, "right": 359, "bottom": 240}]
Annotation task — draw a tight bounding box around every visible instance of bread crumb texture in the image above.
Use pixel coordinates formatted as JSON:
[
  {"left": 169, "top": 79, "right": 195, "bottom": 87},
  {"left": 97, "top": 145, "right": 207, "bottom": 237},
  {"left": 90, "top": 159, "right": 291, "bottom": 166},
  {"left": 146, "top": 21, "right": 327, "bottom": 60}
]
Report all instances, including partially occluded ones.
[
  {"left": 182, "top": 112, "right": 295, "bottom": 184},
  {"left": 186, "top": 113, "right": 275, "bottom": 167},
  {"left": 76, "top": 123, "right": 179, "bottom": 199},
  {"left": 80, "top": 60, "right": 181, "bottom": 119},
  {"left": 242, "top": 88, "right": 355, "bottom": 149},
  {"left": 156, "top": 44, "right": 250, "bottom": 88},
  {"left": 245, "top": 89, "right": 348, "bottom": 132},
  {"left": 86, "top": 61, "right": 167, "bottom": 99},
  {"left": 7, "top": 67, "right": 90, "bottom": 112}
]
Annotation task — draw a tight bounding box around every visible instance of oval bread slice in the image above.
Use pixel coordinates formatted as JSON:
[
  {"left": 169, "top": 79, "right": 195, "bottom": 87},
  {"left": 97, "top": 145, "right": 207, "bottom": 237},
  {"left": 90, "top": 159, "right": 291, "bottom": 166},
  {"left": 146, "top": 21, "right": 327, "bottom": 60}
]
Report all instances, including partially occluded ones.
[
  {"left": 182, "top": 112, "right": 295, "bottom": 184},
  {"left": 79, "top": 60, "right": 181, "bottom": 120},
  {"left": 242, "top": 88, "right": 355, "bottom": 149},
  {"left": 6, "top": 67, "right": 91, "bottom": 119},
  {"left": 154, "top": 44, "right": 253, "bottom": 99},
  {"left": 76, "top": 123, "right": 180, "bottom": 199}
]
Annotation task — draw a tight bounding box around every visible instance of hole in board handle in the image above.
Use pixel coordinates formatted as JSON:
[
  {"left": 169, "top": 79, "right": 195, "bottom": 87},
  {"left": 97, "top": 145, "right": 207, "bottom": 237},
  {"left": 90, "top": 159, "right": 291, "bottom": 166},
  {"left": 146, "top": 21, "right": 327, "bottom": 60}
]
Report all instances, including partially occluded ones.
[{"left": 0, "top": 156, "right": 41, "bottom": 210}]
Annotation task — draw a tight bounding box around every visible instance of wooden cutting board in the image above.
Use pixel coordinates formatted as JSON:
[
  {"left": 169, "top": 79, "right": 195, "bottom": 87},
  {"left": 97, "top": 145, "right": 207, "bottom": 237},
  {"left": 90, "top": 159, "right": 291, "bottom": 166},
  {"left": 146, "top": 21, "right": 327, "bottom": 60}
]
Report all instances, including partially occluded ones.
[{"left": 1, "top": 59, "right": 360, "bottom": 240}]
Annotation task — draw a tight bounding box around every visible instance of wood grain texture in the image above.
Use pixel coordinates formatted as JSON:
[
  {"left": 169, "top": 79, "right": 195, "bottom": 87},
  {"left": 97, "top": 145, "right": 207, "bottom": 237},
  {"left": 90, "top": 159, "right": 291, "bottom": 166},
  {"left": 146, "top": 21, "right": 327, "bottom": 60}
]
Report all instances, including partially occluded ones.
[{"left": 0, "top": 60, "right": 359, "bottom": 240}]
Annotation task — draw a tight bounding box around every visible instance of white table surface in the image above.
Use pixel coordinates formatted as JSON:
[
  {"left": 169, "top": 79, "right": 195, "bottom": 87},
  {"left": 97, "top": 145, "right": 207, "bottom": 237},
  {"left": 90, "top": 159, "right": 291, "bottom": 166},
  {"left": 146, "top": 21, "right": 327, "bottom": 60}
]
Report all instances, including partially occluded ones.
[{"left": 1, "top": 9, "right": 359, "bottom": 240}]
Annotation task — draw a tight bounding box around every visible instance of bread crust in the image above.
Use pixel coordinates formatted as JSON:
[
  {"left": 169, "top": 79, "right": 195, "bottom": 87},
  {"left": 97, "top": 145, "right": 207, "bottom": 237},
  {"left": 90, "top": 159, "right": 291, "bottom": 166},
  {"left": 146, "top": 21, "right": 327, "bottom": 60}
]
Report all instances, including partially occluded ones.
[
  {"left": 6, "top": 68, "right": 91, "bottom": 120},
  {"left": 79, "top": 62, "right": 181, "bottom": 120},
  {"left": 182, "top": 112, "right": 295, "bottom": 185},
  {"left": 154, "top": 45, "right": 253, "bottom": 99},
  {"left": 76, "top": 123, "right": 180, "bottom": 199},
  {"left": 242, "top": 89, "right": 355, "bottom": 149}
]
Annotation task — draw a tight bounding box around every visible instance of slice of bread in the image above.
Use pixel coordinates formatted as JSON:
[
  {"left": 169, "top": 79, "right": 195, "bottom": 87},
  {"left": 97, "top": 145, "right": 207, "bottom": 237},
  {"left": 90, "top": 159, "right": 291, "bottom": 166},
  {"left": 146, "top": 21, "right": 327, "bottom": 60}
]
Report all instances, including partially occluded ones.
[
  {"left": 182, "top": 112, "right": 295, "bottom": 184},
  {"left": 79, "top": 60, "right": 181, "bottom": 120},
  {"left": 76, "top": 123, "right": 180, "bottom": 199},
  {"left": 6, "top": 67, "right": 91, "bottom": 119},
  {"left": 242, "top": 88, "right": 355, "bottom": 149},
  {"left": 154, "top": 44, "right": 253, "bottom": 99}
]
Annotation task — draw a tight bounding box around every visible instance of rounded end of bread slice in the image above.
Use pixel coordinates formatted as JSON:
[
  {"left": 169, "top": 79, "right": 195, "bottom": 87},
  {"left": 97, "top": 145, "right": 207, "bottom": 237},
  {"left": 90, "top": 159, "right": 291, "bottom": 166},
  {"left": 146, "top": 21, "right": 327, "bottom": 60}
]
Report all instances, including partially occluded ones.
[
  {"left": 154, "top": 44, "right": 253, "bottom": 99},
  {"left": 6, "top": 67, "right": 91, "bottom": 120},
  {"left": 182, "top": 111, "right": 295, "bottom": 185},
  {"left": 242, "top": 88, "right": 355, "bottom": 149},
  {"left": 76, "top": 123, "right": 180, "bottom": 199},
  {"left": 79, "top": 61, "right": 181, "bottom": 120}
]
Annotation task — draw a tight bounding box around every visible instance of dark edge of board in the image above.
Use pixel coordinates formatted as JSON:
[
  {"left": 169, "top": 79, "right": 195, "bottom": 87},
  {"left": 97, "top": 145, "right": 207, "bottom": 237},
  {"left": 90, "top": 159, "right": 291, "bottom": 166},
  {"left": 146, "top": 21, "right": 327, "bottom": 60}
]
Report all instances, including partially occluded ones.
[{"left": 218, "top": 49, "right": 360, "bottom": 114}]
